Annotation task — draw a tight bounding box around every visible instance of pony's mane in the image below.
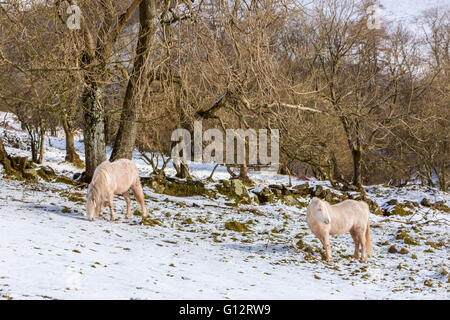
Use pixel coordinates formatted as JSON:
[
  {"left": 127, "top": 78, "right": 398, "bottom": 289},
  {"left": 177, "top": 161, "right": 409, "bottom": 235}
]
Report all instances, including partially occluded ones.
[{"left": 87, "top": 168, "right": 109, "bottom": 206}]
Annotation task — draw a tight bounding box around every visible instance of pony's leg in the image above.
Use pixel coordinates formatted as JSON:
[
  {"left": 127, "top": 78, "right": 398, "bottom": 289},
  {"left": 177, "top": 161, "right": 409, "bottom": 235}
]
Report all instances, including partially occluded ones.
[
  {"left": 108, "top": 193, "right": 115, "bottom": 221},
  {"left": 132, "top": 180, "right": 148, "bottom": 218},
  {"left": 318, "top": 231, "right": 332, "bottom": 262},
  {"left": 356, "top": 229, "right": 367, "bottom": 263},
  {"left": 123, "top": 191, "right": 132, "bottom": 219},
  {"left": 98, "top": 201, "right": 104, "bottom": 216},
  {"left": 96, "top": 199, "right": 104, "bottom": 218},
  {"left": 350, "top": 230, "right": 360, "bottom": 259}
]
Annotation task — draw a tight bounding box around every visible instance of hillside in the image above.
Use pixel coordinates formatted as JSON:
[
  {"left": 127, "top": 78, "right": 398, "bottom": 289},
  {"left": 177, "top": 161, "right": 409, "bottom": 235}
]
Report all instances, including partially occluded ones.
[{"left": 0, "top": 112, "right": 449, "bottom": 300}]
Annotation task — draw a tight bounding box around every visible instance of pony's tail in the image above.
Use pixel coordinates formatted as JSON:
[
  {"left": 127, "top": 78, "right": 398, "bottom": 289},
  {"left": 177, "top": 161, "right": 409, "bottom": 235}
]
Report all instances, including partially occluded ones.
[{"left": 366, "top": 220, "right": 373, "bottom": 258}]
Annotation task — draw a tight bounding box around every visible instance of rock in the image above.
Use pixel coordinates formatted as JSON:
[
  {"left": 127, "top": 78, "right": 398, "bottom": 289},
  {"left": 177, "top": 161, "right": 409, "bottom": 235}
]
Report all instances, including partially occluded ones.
[
  {"left": 73, "top": 172, "right": 82, "bottom": 180},
  {"left": 420, "top": 198, "right": 432, "bottom": 207},
  {"left": 215, "top": 179, "right": 251, "bottom": 204},
  {"left": 142, "top": 175, "right": 211, "bottom": 197},
  {"left": 40, "top": 165, "right": 56, "bottom": 177},
  {"left": 151, "top": 180, "right": 166, "bottom": 194},
  {"left": 387, "top": 199, "right": 399, "bottom": 206},
  {"left": 383, "top": 202, "right": 412, "bottom": 217},
  {"left": 366, "top": 199, "right": 382, "bottom": 215},
  {"left": 323, "top": 189, "right": 333, "bottom": 202},
  {"left": 23, "top": 168, "right": 39, "bottom": 182},
  {"left": 37, "top": 166, "right": 57, "bottom": 181},
  {"left": 283, "top": 195, "right": 298, "bottom": 206},
  {"left": 272, "top": 188, "right": 282, "bottom": 197},
  {"left": 314, "top": 185, "right": 324, "bottom": 197},
  {"left": 11, "top": 156, "right": 31, "bottom": 172},
  {"left": 253, "top": 187, "right": 274, "bottom": 204},
  {"left": 268, "top": 184, "right": 284, "bottom": 190},
  {"left": 55, "top": 175, "right": 85, "bottom": 187},
  {"left": 347, "top": 185, "right": 359, "bottom": 191},
  {"left": 291, "top": 183, "right": 309, "bottom": 196},
  {"left": 231, "top": 179, "right": 247, "bottom": 197},
  {"left": 399, "top": 248, "right": 409, "bottom": 254}
]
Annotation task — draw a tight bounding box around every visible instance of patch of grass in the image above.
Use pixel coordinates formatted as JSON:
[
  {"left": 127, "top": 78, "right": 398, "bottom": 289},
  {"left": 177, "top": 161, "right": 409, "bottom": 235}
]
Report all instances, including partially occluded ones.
[
  {"left": 388, "top": 245, "right": 398, "bottom": 253},
  {"left": 425, "top": 241, "right": 445, "bottom": 249},
  {"left": 396, "top": 229, "right": 419, "bottom": 245},
  {"left": 225, "top": 221, "right": 251, "bottom": 232},
  {"left": 142, "top": 217, "right": 163, "bottom": 227}
]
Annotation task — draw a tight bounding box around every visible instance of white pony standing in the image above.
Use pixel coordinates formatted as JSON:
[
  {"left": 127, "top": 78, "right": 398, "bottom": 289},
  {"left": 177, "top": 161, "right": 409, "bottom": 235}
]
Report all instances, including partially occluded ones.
[
  {"left": 86, "top": 159, "right": 148, "bottom": 221},
  {"left": 306, "top": 197, "right": 372, "bottom": 263}
]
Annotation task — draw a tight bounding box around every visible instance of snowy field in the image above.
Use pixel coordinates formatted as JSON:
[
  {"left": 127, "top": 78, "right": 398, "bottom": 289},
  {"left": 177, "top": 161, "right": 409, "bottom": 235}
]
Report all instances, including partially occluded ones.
[{"left": 0, "top": 112, "right": 449, "bottom": 300}]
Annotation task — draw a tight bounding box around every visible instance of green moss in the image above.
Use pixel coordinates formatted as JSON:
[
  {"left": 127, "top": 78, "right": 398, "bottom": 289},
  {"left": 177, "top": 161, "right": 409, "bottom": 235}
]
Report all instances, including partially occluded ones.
[
  {"left": 61, "top": 206, "right": 71, "bottom": 213},
  {"left": 425, "top": 241, "right": 444, "bottom": 249},
  {"left": 60, "top": 192, "right": 84, "bottom": 204},
  {"left": 142, "top": 175, "right": 212, "bottom": 198},
  {"left": 183, "top": 218, "right": 195, "bottom": 225},
  {"left": 142, "top": 217, "right": 162, "bottom": 227},
  {"left": 388, "top": 245, "right": 398, "bottom": 253},
  {"left": 55, "top": 175, "right": 82, "bottom": 186},
  {"left": 216, "top": 180, "right": 252, "bottom": 205},
  {"left": 271, "top": 227, "right": 285, "bottom": 234},
  {"left": 396, "top": 229, "right": 419, "bottom": 245},
  {"left": 296, "top": 240, "right": 315, "bottom": 255},
  {"left": 225, "top": 221, "right": 251, "bottom": 232},
  {"left": 391, "top": 204, "right": 413, "bottom": 216}
]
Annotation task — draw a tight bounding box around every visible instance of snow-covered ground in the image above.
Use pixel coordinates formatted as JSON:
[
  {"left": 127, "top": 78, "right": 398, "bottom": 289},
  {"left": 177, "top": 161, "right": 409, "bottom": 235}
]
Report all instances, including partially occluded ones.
[{"left": 0, "top": 112, "right": 449, "bottom": 300}]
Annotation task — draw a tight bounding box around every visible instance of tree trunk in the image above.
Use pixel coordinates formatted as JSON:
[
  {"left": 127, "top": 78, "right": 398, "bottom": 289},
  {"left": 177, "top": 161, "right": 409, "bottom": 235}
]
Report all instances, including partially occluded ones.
[
  {"left": 110, "top": 0, "right": 157, "bottom": 161},
  {"left": 0, "top": 136, "right": 7, "bottom": 161},
  {"left": 352, "top": 147, "right": 362, "bottom": 189},
  {"left": 38, "top": 129, "right": 45, "bottom": 164},
  {"left": 82, "top": 85, "right": 106, "bottom": 182},
  {"left": 62, "top": 117, "right": 82, "bottom": 166},
  {"left": 174, "top": 160, "right": 191, "bottom": 179}
]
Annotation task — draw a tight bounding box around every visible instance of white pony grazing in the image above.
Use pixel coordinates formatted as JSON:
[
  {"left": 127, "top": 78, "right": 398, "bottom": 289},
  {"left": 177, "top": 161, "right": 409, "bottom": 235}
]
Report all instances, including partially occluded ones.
[
  {"left": 306, "top": 197, "right": 372, "bottom": 263},
  {"left": 86, "top": 159, "right": 148, "bottom": 221}
]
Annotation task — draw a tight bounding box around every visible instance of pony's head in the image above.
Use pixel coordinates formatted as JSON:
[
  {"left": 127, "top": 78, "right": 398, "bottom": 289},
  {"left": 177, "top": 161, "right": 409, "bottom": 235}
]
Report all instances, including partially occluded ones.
[
  {"left": 86, "top": 191, "right": 97, "bottom": 221},
  {"left": 309, "top": 197, "right": 330, "bottom": 224}
]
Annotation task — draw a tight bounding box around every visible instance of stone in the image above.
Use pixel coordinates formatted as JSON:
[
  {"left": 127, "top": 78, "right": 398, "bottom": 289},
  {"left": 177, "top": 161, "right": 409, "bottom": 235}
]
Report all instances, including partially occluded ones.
[
  {"left": 284, "top": 195, "right": 298, "bottom": 206},
  {"left": 23, "top": 168, "right": 39, "bottom": 182},
  {"left": 231, "top": 179, "right": 246, "bottom": 197},
  {"left": 254, "top": 187, "right": 274, "bottom": 204},
  {"left": 420, "top": 198, "right": 432, "bottom": 207}
]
